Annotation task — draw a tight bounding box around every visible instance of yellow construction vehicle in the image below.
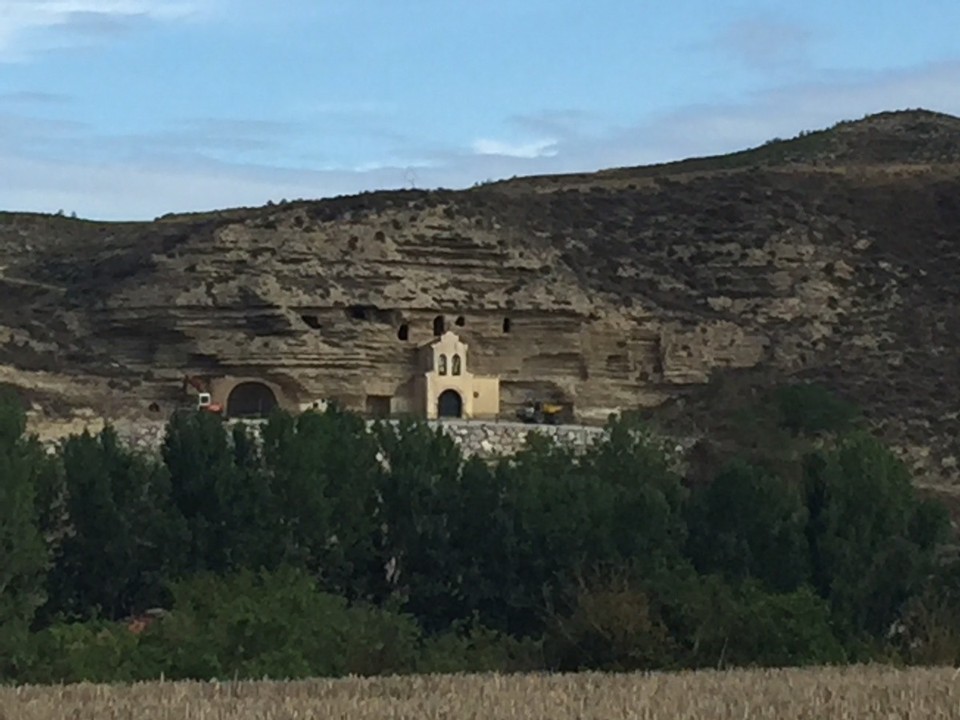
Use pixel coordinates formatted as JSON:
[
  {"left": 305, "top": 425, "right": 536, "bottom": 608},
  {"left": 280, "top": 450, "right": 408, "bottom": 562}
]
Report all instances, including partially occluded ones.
[{"left": 516, "top": 400, "right": 566, "bottom": 425}]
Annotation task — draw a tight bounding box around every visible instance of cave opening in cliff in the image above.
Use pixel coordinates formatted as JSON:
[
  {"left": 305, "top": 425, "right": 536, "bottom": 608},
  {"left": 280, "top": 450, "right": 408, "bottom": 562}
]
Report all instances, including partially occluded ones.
[
  {"left": 455, "top": 315, "right": 465, "bottom": 327},
  {"left": 348, "top": 306, "right": 370, "bottom": 321},
  {"left": 502, "top": 317, "right": 512, "bottom": 333},
  {"left": 365, "top": 395, "right": 392, "bottom": 418},
  {"left": 398, "top": 323, "right": 409, "bottom": 341},
  {"left": 433, "top": 315, "right": 445, "bottom": 336},
  {"left": 300, "top": 314, "right": 322, "bottom": 330},
  {"left": 437, "top": 389, "right": 462, "bottom": 418},
  {"left": 227, "top": 382, "right": 279, "bottom": 419}
]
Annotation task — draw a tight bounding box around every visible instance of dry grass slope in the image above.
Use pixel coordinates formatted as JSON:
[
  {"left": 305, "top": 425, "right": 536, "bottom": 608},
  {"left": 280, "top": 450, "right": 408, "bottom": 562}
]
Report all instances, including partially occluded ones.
[{"left": 4, "top": 666, "right": 960, "bottom": 719}]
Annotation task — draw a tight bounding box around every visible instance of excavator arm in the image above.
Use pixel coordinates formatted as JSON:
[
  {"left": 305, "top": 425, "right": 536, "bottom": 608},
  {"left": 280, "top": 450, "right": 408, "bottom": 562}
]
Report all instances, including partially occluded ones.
[{"left": 182, "top": 375, "right": 223, "bottom": 414}]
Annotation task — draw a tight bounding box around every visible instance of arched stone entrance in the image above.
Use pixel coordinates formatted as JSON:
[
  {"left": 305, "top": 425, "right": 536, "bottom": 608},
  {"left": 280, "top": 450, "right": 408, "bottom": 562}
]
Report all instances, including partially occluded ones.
[
  {"left": 437, "top": 389, "right": 463, "bottom": 418},
  {"left": 226, "top": 382, "right": 279, "bottom": 418}
]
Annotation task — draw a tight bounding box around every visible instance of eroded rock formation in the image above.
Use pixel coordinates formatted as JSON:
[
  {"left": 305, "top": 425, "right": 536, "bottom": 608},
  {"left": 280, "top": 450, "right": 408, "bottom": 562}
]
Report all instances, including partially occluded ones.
[{"left": 1, "top": 109, "right": 959, "bottom": 486}]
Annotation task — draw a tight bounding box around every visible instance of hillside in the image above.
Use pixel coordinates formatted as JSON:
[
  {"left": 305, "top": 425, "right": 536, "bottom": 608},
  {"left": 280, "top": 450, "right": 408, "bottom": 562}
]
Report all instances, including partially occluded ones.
[{"left": 1, "top": 108, "right": 960, "bottom": 487}]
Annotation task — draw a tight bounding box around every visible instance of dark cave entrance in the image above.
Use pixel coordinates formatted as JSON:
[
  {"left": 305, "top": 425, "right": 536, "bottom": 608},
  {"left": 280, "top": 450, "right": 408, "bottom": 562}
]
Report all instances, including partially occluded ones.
[{"left": 226, "top": 382, "right": 279, "bottom": 419}]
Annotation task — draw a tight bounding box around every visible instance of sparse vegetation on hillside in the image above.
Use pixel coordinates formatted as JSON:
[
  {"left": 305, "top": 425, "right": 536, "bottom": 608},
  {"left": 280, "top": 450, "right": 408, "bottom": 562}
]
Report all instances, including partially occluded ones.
[{"left": 481, "top": 108, "right": 960, "bottom": 189}]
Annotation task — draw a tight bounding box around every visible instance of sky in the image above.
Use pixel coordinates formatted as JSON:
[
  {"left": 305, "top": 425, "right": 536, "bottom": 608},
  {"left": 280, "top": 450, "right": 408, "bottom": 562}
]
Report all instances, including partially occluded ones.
[{"left": 2, "top": 1, "right": 960, "bottom": 220}]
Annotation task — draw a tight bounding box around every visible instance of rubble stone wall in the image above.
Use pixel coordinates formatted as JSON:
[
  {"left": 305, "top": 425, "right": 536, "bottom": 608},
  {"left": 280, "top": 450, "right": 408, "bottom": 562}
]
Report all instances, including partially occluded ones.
[{"left": 112, "top": 418, "right": 608, "bottom": 459}]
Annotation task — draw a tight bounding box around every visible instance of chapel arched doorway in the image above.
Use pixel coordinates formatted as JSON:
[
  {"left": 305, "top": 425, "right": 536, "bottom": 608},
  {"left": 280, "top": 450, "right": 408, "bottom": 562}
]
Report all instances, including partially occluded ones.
[{"left": 437, "top": 389, "right": 463, "bottom": 418}]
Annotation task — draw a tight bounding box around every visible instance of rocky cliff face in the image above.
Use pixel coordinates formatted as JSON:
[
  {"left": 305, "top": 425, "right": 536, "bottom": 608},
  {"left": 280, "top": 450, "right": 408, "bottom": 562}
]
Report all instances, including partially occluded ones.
[{"left": 2, "top": 109, "right": 959, "bottom": 487}]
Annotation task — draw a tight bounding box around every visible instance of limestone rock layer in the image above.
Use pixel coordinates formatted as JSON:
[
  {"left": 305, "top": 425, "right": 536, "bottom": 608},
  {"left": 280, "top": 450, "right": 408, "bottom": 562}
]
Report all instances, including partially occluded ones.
[{"left": 1, "top": 109, "right": 960, "bottom": 485}]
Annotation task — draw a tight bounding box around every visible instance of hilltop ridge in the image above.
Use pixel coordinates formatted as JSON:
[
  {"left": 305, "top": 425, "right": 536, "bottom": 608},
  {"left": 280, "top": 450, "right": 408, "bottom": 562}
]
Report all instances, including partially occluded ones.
[{"left": 486, "top": 108, "right": 960, "bottom": 191}]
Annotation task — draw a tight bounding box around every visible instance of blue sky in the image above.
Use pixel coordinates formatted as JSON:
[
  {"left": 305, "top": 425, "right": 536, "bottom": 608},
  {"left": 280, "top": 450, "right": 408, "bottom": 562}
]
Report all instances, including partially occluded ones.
[{"left": 2, "top": 0, "right": 960, "bottom": 220}]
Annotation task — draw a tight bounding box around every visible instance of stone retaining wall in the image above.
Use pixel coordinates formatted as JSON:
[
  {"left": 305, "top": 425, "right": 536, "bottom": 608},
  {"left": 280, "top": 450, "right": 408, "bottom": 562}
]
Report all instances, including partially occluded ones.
[
  {"left": 435, "top": 420, "right": 606, "bottom": 458},
  {"left": 101, "top": 416, "right": 954, "bottom": 489},
  {"left": 112, "top": 418, "right": 608, "bottom": 459}
]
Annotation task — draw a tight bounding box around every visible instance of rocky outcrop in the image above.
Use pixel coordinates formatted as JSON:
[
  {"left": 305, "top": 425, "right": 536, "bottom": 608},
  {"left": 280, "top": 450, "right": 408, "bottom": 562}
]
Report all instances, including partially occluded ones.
[{"left": 2, "top": 110, "right": 960, "bottom": 487}]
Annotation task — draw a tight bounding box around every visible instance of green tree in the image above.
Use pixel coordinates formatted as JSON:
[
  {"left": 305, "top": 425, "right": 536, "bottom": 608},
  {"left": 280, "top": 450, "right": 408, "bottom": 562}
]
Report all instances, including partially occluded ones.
[
  {"left": 261, "top": 407, "right": 383, "bottom": 598},
  {"left": 543, "top": 570, "right": 678, "bottom": 671},
  {"left": 686, "top": 381, "right": 861, "bottom": 490},
  {"left": 485, "top": 416, "right": 687, "bottom": 638},
  {"left": 494, "top": 437, "right": 600, "bottom": 636},
  {"left": 163, "top": 411, "right": 280, "bottom": 574},
  {"left": 544, "top": 568, "right": 844, "bottom": 672},
  {"left": 685, "top": 459, "right": 810, "bottom": 592},
  {"left": 221, "top": 422, "right": 283, "bottom": 571},
  {"left": 773, "top": 382, "right": 861, "bottom": 436},
  {"left": 25, "top": 438, "right": 67, "bottom": 559},
  {"left": 0, "top": 389, "right": 50, "bottom": 679},
  {"left": 162, "top": 410, "right": 240, "bottom": 573},
  {"left": 680, "top": 577, "right": 844, "bottom": 668},
  {"left": 438, "top": 456, "right": 515, "bottom": 630},
  {"left": 47, "top": 427, "right": 185, "bottom": 620},
  {"left": 577, "top": 414, "right": 688, "bottom": 570},
  {"left": 804, "top": 432, "right": 949, "bottom": 642},
  {"left": 373, "top": 419, "right": 467, "bottom": 627},
  {"left": 0, "top": 385, "right": 26, "bottom": 444}
]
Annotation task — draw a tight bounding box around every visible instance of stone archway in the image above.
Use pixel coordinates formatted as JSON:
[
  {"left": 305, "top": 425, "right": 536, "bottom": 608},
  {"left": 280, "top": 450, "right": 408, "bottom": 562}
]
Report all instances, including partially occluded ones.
[
  {"left": 227, "top": 381, "right": 279, "bottom": 418},
  {"left": 437, "top": 389, "right": 463, "bottom": 418}
]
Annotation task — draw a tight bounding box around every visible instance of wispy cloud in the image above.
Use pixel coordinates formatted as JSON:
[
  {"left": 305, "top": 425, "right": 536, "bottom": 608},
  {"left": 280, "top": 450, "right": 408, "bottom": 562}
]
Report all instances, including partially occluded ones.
[
  {"left": 507, "top": 109, "right": 600, "bottom": 138},
  {"left": 0, "top": 0, "right": 207, "bottom": 59},
  {"left": 4, "top": 61, "right": 960, "bottom": 220},
  {"left": 470, "top": 61, "right": 960, "bottom": 175},
  {"left": 711, "top": 14, "right": 815, "bottom": 71},
  {"left": 306, "top": 100, "right": 398, "bottom": 116},
  {"left": 647, "top": 60, "right": 960, "bottom": 156},
  {"left": 0, "top": 111, "right": 87, "bottom": 153},
  {"left": 0, "top": 149, "right": 430, "bottom": 220},
  {"left": 0, "top": 90, "right": 70, "bottom": 105},
  {"left": 471, "top": 137, "right": 558, "bottom": 159},
  {"left": 147, "top": 117, "right": 304, "bottom": 154}
]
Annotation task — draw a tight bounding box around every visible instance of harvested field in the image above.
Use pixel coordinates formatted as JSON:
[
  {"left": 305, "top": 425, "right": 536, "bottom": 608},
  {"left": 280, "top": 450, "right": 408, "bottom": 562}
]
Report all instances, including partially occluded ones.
[{"left": 4, "top": 665, "right": 960, "bottom": 719}]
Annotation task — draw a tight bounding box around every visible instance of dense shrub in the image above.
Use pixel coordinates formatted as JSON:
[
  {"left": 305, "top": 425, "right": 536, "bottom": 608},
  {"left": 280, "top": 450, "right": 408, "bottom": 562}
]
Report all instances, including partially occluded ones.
[
  {"left": 543, "top": 573, "right": 678, "bottom": 671},
  {"left": 418, "top": 619, "right": 544, "bottom": 674},
  {"left": 22, "top": 620, "right": 152, "bottom": 685},
  {"left": 142, "top": 567, "right": 422, "bottom": 680}
]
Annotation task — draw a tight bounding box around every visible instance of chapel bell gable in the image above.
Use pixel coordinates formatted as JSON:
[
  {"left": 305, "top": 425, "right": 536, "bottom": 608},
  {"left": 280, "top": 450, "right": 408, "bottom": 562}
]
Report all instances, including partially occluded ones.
[
  {"left": 429, "top": 331, "right": 468, "bottom": 376},
  {"left": 417, "top": 330, "right": 499, "bottom": 420}
]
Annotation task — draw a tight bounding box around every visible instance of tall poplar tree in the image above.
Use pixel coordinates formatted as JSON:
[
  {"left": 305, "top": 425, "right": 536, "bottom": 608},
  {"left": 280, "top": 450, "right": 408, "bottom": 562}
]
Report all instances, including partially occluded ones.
[{"left": 0, "top": 388, "right": 49, "bottom": 678}]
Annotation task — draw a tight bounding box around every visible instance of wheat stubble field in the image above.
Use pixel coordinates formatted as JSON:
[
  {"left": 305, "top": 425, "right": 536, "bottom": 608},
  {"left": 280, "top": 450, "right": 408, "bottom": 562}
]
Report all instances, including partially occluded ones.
[{"left": 4, "top": 665, "right": 960, "bottom": 719}]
